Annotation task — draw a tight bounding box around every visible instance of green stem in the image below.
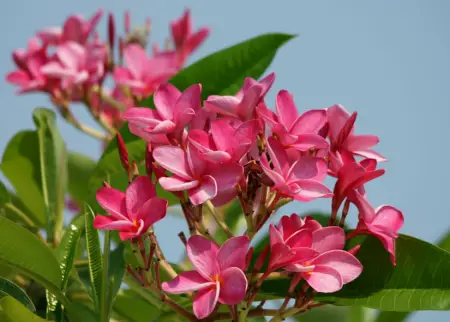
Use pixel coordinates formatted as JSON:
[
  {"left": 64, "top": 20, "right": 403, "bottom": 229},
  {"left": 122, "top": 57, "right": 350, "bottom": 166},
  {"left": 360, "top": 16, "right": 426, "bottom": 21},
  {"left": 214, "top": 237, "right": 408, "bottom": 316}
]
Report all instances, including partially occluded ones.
[
  {"left": 100, "top": 231, "right": 111, "bottom": 322},
  {"left": 205, "top": 200, "right": 233, "bottom": 238},
  {"left": 4, "top": 203, "right": 36, "bottom": 229}
]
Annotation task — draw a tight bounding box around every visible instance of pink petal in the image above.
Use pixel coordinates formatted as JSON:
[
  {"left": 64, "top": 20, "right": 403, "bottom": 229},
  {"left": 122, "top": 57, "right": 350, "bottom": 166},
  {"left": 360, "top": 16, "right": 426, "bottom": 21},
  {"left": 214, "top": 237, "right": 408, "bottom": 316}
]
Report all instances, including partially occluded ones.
[
  {"left": 218, "top": 267, "right": 247, "bottom": 305},
  {"left": 186, "top": 144, "right": 206, "bottom": 178},
  {"left": 57, "top": 42, "right": 85, "bottom": 70},
  {"left": 237, "top": 85, "right": 262, "bottom": 120},
  {"left": 285, "top": 229, "right": 313, "bottom": 249},
  {"left": 204, "top": 95, "right": 240, "bottom": 118},
  {"left": 162, "top": 270, "right": 213, "bottom": 294},
  {"left": 353, "top": 148, "right": 387, "bottom": 162},
  {"left": 290, "top": 134, "right": 329, "bottom": 151},
  {"left": 154, "top": 83, "right": 180, "bottom": 120},
  {"left": 367, "top": 231, "right": 397, "bottom": 265},
  {"left": 124, "top": 44, "right": 147, "bottom": 79},
  {"left": 193, "top": 284, "right": 219, "bottom": 319},
  {"left": 348, "top": 190, "right": 376, "bottom": 223},
  {"left": 159, "top": 176, "right": 199, "bottom": 191},
  {"left": 122, "top": 108, "right": 161, "bottom": 127},
  {"left": 208, "top": 163, "right": 243, "bottom": 191},
  {"left": 285, "top": 247, "right": 319, "bottom": 269},
  {"left": 258, "top": 72, "right": 276, "bottom": 96},
  {"left": 260, "top": 155, "right": 286, "bottom": 186},
  {"left": 345, "top": 135, "right": 379, "bottom": 150},
  {"left": 218, "top": 236, "right": 249, "bottom": 270},
  {"left": 186, "top": 28, "right": 210, "bottom": 53},
  {"left": 119, "top": 231, "right": 140, "bottom": 241},
  {"left": 150, "top": 120, "right": 177, "bottom": 134},
  {"left": 37, "top": 27, "right": 62, "bottom": 44},
  {"left": 312, "top": 227, "right": 345, "bottom": 253},
  {"left": 41, "top": 62, "right": 74, "bottom": 78},
  {"left": 96, "top": 187, "right": 128, "bottom": 220},
  {"left": 288, "top": 156, "right": 328, "bottom": 182},
  {"left": 211, "top": 118, "right": 235, "bottom": 152},
  {"left": 312, "top": 250, "right": 363, "bottom": 284},
  {"left": 276, "top": 90, "right": 298, "bottom": 130},
  {"left": 256, "top": 103, "right": 279, "bottom": 127},
  {"left": 372, "top": 205, "right": 404, "bottom": 235},
  {"left": 290, "top": 180, "right": 333, "bottom": 202},
  {"left": 268, "top": 242, "right": 296, "bottom": 271},
  {"left": 304, "top": 265, "right": 343, "bottom": 293},
  {"left": 269, "top": 224, "right": 285, "bottom": 247},
  {"left": 188, "top": 175, "right": 218, "bottom": 205},
  {"left": 153, "top": 146, "right": 192, "bottom": 180},
  {"left": 6, "top": 71, "right": 29, "bottom": 86},
  {"left": 290, "top": 109, "right": 327, "bottom": 134},
  {"left": 187, "top": 235, "right": 219, "bottom": 279},
  {"left": 139, "top": 197, "right": 168, "bottom": 229},
  {"left": 174, "top": 84, "right": 202, "bottom": 122},
  {"left": 327, "top": 104, "right": 352, "bottom": 142},
  {"left": 113, "top": 67, "right": 133, "bottom": 84},
  {"left": 125, "top": 176, "right": 156, "bottom": 221},
  {"left": 266, "top": 137, "right": 290, "bottom": 177},
  {"left": 63, "top": 16, "right": 84, "bottom": 43},
  {"left": 93, "top": 216, "right": 134, "bottom": 231}
]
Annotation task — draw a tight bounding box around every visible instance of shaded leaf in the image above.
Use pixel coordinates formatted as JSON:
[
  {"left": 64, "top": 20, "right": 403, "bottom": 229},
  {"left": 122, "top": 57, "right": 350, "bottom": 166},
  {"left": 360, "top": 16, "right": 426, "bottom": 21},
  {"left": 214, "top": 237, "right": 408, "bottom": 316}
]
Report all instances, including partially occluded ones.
[
  {"left": 0, "top": 296, "right": 49, "bottom": 322},
  {"left": 113, "top": 290, "right": 162, "bottom": 322},
  {"left": 0, "top": 277, "right": 35, "bottom": 312},
  {"left": 67, "top": 152, "right": 96, "bottom": 206},
  {"left": 107, "top": 243, "right": 125, "bottom": 310}
]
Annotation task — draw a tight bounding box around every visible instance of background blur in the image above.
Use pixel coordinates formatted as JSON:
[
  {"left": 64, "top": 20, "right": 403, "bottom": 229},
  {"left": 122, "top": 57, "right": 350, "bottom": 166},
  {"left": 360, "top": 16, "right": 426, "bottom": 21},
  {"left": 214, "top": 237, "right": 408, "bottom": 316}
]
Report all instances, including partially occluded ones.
[{"left": 1, "top": 1, "right": 449, "bottom": 321}]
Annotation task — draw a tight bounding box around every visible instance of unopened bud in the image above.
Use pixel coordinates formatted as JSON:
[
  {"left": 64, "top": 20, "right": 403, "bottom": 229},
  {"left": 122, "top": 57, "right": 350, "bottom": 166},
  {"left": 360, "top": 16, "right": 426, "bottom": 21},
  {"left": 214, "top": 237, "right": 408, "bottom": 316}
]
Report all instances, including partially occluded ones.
[
  {"left": 348, "top": 244, "right": 361, "bottom": 256},
  {"left": 116, "top": 133, "right": 130, "bottom": 174},
  {"left": 108, "top": 13, "right": 116, "bottom": 51},
  {"left": 132, "top": 160, "right": 139, "bottom": 178},
  {"left": 254, "top": 245, "right": 270, "bottom": 272},
  {"left": 245, "top": 247, "right": 254, "bottom": 271},
  {"left": 145, "top": 143, "right": 153, "bottom": 179},
  {"left": 124, "top": 11, "right": 131, "bottom": 34}
]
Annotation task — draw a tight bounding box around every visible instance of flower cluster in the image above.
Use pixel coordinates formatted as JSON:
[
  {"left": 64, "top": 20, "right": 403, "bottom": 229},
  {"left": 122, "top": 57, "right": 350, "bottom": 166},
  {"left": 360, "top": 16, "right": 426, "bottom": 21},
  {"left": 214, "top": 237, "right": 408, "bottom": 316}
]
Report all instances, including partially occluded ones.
[
  {"left": 6, "top": 8, "right": 209, "bottom": 132},
  {"left": 92, "top": 72, "right": 404, "bottom": 319}
]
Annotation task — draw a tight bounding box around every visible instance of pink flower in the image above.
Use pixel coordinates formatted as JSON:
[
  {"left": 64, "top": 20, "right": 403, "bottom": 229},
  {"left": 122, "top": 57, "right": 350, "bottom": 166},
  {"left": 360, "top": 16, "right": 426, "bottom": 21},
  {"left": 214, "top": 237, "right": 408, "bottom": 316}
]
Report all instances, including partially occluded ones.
[
  {"left": 113, "top": 44, "right": 178, "bottom": 97},
  {"left": 257, "top": 90, "right": 328, "bottom": 151},
  {"left": 204, "top": 73, "right": 275, "bottom": 121},
  {"left": 332, "top": 160, "right": 385, "bottom": 213},
  {"left": 37, "top": 9, "right": 103, "bottom": 45},
  {"left": 269, "top": 214, "right": 362, "bottom": 293},
  {"left": 41, "top": 41, "right": 107, "bottom": 89},
  {"left": 90, "top": 86, "right": 133, "bottom": 128},
  {"left": 162, "top": 235, "right": 249, "bottom": 319},
  {"left": 188, "top": 118, "right": 260, "bottom": 164},
  {"left": 123, "top": 83, "right": 201, "bottom": 141},
  {"left": 260, "top": 138, "right": 332, "bottom": 202},
  {"left": 93, "top": 176, "right": 167, "bottom": 240},
  {"left": 153, "top": 145, "right": 243, "bottom": 205},
  {"left": 349, "top": 191, "right": 404, "bottom": 265},
  {"left": 327, "top": 104, "right": 386, "bottom": 162},
  {"left": 6, "top": 38, "right": 55, "bottom": 94},
  {"left": 171, "top": 9, "right": 210, "bottom": 66}
]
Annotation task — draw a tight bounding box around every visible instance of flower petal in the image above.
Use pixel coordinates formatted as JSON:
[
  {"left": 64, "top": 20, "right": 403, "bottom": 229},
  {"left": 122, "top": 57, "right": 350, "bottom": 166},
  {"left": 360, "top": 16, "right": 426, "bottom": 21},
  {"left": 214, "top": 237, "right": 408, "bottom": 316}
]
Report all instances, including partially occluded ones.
[
  {"left": 290, "top": 180, "right": 333, "bottom": 202},
  {"left": 204, "top": 95, "right": 240, "bottom": 118},
  {"left": 327, "top": 104, "right": 352, "bottom": 142},
  {"left": 159, "top": 176, "right": 199, "bottom": 191},
  {"left": 188, "top": 175, "right": 217, "bottom": 205},
  {"left": 208, "top": 163, "right": 243, "bottom": 192},
  {"left": 139, "top": 197, "right": 168, "bottom": 229},
  {"left": 162, "top": 270, "right": 213, "bottom": 294},
  {"left": 153, "top": 146, "right": 192, "bottom": 180},
  {"left": 311, "top": 250, "right": 363, "bottom": 284},
  {"left": 187, "top": 235, "right": 220, "bottom": 279},
  {"left": 285, "top": 229, "right": 313, "bottom": 249},
  {"left": 125, "top": 176, "right": 156, "bottom": 221},
  {"left": 276, "top": 90, "right": 298, "bottom": 130},
  {"left": 193, "top": 283, "right": 219, "bottom": 319},
  {"left": 96, "top": 187, "right": 128, "bottom": 220},
  {"left": 266, "top": 137, "right": 289, "bottom": 177},
  {"left": 218, "top": 236, "right": 249, "bottom": 270},
  {"left": 93, "top": 216, "right": 133, "bottom": 231},
  {"left": 372, "top": 205, "right": 404, "bottom": 235},
  {"left": 290, "top": 109, "right": 327, "bottom": 134},
  {"left": 304, "top": 265, "right": 343, "bottom": 293},
  {"left": 154, "top": 83, "right": 180, "bottom": 120},
  {"left": 218, "top": 267, "right": 248, "bottom": 305},
  {"left": 123, "top": 44, "right": 147, "bottom": 79},
  {"left": 312, "top": 227, "right": 346, "bottom": 253}
]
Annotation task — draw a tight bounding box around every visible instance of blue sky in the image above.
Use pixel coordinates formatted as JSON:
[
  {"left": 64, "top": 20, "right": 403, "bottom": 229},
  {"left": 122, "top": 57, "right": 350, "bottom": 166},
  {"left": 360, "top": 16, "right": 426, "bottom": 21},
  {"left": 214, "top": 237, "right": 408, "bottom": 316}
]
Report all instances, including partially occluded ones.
[{"left": 0, "top": 1, "right": 449, "bottom": 321}]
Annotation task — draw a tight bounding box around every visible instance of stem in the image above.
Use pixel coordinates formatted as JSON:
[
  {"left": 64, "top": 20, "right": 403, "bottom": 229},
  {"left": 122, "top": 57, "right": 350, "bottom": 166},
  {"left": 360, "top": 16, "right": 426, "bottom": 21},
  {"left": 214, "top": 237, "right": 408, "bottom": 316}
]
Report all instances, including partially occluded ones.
[
  {"left": 205, "top": 200, "right": 233, "bottom": 238},
  {"left": 149, "top": 233, "right": 178, "bottom": 280},
  {"left": 100, "top": 231, "right": 111, "bottom": 322},
  {"left": 58, "top": 104, "right": 109, "bottom": 140},
  {"left": 91, "top": 86, "right": 127, "bottom": 112},
  {"left": 4, "top": 203, "right": 37, "bottom": 229},
  {"left": 83, "top": 97, "right": 117, "bottom": 136},
  {"left": 339, "top": 199, "right": 351, "bottom": 227}
]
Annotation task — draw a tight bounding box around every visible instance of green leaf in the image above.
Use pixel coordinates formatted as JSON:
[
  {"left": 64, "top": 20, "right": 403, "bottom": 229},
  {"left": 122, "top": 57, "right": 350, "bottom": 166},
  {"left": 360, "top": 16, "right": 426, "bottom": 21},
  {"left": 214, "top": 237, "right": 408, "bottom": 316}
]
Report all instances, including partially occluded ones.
[
  {"left": 33, "top": 108, "right": 67, "bottom": 245},
  {"left": 107, "top": 244, "right": 125, "bottom": 311},
  {"left": 374, "top": 229, "right": 450, "bottom": 322},
  {"left": 67, "top": 152, "right": 96, "bottom": 206},
  {"left": 0, "top": 277, "right": 35, "bottom": 312},
  {"left": 1, "top": 131, "right": 46, "bottom": 226},
  {"left": 260, "top": 234, "right": 450, "bottom": 311},
  {"left": 293, "top": 305, "right": 349, "bottom": 321},
  {"left": 142, "top": 33, "right": 295, "bottom": 105},
  {"left": 0, "top": 296, "right": 49, "bottom": 322},
  {"left": 57, "top": 214, "right": 85, "bottom": 291},
  {"left": 84, "top": 206, "right": 103, "bottom": 312},
  {"left": 113, "top": 290, "right": 162, "bottom": 322},
  {"left": 0, "top": 217, "right": 66, "bottom": 304}
]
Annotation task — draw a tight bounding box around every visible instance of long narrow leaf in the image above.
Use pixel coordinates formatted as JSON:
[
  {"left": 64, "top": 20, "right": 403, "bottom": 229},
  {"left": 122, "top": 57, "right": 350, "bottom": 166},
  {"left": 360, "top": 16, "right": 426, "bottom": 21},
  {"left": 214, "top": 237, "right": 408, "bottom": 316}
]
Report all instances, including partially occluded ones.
[
  {"left": 0, "top": 296, "right": 49, "bottom": 322},
  {"left": 84, "top": 205, "right": 103, "bottom": 313},
  {"left": 0, "top": 277, "right": 35, "bottom": 312}
]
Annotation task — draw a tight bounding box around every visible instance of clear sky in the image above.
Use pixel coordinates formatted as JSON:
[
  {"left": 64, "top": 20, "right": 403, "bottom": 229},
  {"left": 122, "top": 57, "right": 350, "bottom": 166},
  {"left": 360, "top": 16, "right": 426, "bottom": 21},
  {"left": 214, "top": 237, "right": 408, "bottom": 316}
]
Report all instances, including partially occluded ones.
[{"left": 1, "top": 1, "right": 449, "bottom": 321}]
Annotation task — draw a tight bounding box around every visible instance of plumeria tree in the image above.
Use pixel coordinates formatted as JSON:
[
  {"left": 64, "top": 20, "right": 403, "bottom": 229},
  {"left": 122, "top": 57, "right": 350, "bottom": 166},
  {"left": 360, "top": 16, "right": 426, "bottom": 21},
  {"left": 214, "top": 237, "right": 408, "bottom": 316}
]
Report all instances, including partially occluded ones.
[{"left": 0, "top": 7, "right": 448, "bottom": 322}]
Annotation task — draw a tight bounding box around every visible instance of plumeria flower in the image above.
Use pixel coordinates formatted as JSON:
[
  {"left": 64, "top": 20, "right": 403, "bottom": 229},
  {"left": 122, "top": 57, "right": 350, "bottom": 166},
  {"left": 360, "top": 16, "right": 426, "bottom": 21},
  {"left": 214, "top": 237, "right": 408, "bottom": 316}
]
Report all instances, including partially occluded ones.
[
  {"left": 114, "top": 44, "right": 178, "bottom": 97},
  {"left": 327, "top": 104, "right": 386, "bottom": 162},
  {"left": 37, "top": 9, "right": 103, "bottom": 45},
  {"left": 188, "top": 118, "right": 259, "bottom": 164},
  {"left": 269, "top": 214, "right": 362, "bottom": 293},
  {"left": 41, "top": 41, "right": 107, "bottom": 89},
  {"left": 332, "top": 160, "right": 385, "bottom": 213},
  {"left": 93, "top": 176, "right": 167, "bottom": 240},
  {"left": 171, "top": 9, "right": 210, "bottom": 66},
  {"left": 153, "top": 145, "right": 243, "bottom": 205},
  {"left": 123, "top": 83, "right": 202, "bottom": 141},
  {"left": 162, "top": 235, "right": 249, "bottom": 319},
  {"left": 204, "top": 73, "right": 275, "bottom": 121},
  {"left": 257, "top": 90, "right": 328, "bottom": 151},
  {"left": 260, "top": 137, "right": 332, "bottom": 202},
  {"left": 349, "top": 191, "right": 404, "bottom": 265},
  {"left": 6, "top": 38, "right": 55, "bottom": 94}
]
